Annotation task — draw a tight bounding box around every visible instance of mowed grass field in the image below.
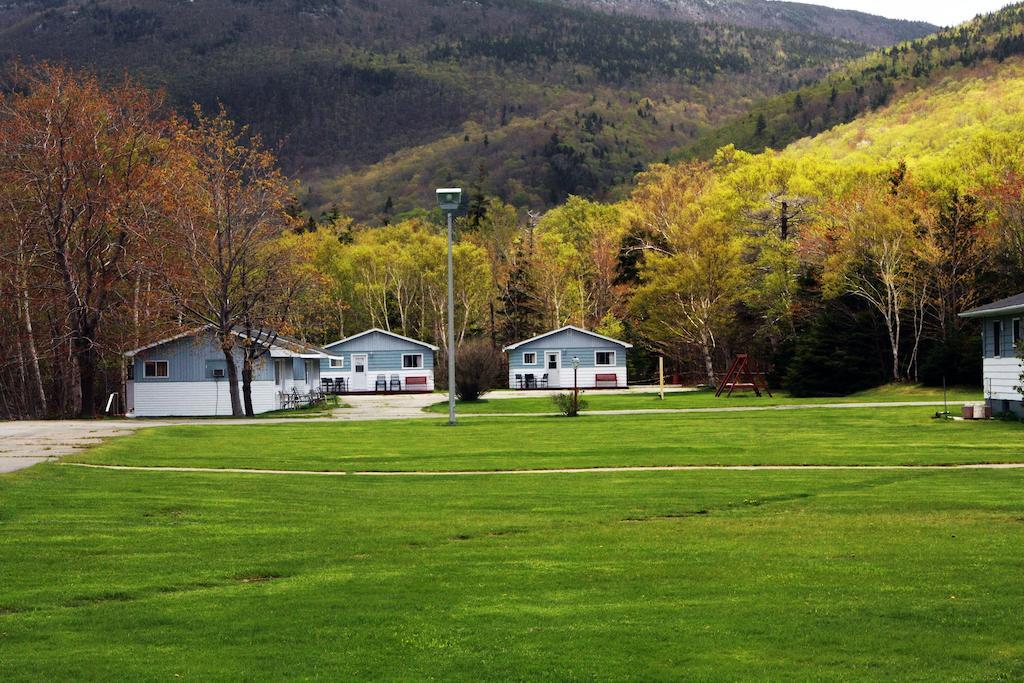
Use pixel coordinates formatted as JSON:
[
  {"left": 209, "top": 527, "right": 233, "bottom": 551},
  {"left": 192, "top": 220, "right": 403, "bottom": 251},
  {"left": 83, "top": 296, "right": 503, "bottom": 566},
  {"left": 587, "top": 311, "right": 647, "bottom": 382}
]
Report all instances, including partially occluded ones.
[
  {"left": 3, "top": 405, "right": 1024, "bottom": 679},
  {"left": 424, "top": 384, "right": 980, "bottom": 414}
]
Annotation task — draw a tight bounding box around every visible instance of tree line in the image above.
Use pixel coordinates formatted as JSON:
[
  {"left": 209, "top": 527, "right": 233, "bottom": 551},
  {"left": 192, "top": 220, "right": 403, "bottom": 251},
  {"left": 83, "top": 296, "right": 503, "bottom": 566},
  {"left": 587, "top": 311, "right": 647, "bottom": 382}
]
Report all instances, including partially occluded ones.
[
  {"left": 3, "top": 64, "right": 1024, "bottom": 418},
  {"left": 0, "top": 65, "right": 305, "bottom": 418}
]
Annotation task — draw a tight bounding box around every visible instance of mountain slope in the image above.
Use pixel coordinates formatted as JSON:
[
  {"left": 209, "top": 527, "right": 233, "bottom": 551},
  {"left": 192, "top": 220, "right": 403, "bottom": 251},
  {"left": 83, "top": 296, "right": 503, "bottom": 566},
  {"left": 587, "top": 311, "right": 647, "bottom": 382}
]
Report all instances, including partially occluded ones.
[
  {"left": 558, "top": 0, "right": 936, "bottom": 46},
  {"left": 0, "top": 0, "right": 915, "bottom": 220},
  {"left": 781, "top": 55, "right": 1024, "bottom": 176},
  {"left": 676, "top": 3, "right": 1024, "bottom": 161}
]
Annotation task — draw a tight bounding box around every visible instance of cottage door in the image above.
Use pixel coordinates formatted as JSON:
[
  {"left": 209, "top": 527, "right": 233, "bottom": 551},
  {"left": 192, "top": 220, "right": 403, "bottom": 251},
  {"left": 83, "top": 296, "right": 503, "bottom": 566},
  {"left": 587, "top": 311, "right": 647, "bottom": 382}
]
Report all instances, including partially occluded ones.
[
  {"left": 545, "top": 351, "right": 561, "bottom": 388},
  {"left": 352, "top": 354, "right": 368, "bottom": 391}
]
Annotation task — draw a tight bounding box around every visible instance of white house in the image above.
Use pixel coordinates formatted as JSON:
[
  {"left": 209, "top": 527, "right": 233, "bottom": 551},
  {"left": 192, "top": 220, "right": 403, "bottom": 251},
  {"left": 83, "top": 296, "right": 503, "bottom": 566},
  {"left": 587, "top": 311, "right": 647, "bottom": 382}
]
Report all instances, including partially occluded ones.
[
  {"left": 125, "top": 328, "right": 337, "bottom": 417},
  {"left": 961, "top": 292, "right": 1024, "bottom": 417},
  {"left": 503, "top": 326, "right": 632, "bottom": 389}
]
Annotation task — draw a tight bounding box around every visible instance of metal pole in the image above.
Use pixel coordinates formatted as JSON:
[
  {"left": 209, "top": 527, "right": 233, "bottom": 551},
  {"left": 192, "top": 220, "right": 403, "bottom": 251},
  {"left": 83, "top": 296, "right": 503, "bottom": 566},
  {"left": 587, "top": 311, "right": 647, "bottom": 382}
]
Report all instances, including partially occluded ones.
[
  {"left": 447, "top": 210, "right": 457, "bottom": 426},
  {"left": 659, "top": 356, "right": 665, "bottom": 401}
]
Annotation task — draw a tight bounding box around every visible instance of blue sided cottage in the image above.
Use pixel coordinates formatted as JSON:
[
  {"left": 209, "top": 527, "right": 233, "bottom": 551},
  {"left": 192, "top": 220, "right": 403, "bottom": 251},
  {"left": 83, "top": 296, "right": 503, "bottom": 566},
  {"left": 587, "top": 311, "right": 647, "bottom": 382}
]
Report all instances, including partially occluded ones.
[
  {"left": 320, "top": 328, "right": 437, "bottom": 393},
  {"left": 503, "top": 326, "right": 632, "bottom": 389},
  {"left": 961, "top": 292, "right": 1024, "bottom": 417},
  {"left": 125, "top": 328, "right": 337, "bottom": 417}
]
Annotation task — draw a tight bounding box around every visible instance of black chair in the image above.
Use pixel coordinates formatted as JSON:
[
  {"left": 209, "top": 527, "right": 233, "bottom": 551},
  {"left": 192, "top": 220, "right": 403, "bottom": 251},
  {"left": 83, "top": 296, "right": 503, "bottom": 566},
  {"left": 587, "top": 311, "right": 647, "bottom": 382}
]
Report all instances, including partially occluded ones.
[
  {"left": 525, "top": 374, "right": 535, "bottom": 389},
  {"left": 334, "top": 377, "right": 347, "bottom": 394},
  {"left": 321, "top": 378, "right": 333, "bottom": 393},
  {"left": 515, "top": 373, "right": 523, "bottom": 389},
  {"left": 390, "top": 374, "right": 402, "bottom": 392},
  {"left": 539, "top": 373, "right": 548, "bottom": 388},
  {"left": 375, "top": 374, "right": 387, "bottom": 392}
]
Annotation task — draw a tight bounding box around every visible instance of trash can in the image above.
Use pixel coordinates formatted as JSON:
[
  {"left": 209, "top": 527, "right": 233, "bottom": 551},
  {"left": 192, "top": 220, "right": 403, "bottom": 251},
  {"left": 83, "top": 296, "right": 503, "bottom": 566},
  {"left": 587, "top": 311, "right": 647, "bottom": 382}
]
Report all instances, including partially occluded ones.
[{"left": 962, "top": 405, "right": 975, "bottom": 420}]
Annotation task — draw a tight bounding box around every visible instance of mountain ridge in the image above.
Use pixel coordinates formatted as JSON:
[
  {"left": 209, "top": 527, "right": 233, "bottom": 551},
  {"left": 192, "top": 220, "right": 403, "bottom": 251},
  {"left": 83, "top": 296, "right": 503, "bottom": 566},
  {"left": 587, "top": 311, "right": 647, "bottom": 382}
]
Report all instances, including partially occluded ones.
[{"left": 556, "top": 0, "right": 936, "bottom": 46}]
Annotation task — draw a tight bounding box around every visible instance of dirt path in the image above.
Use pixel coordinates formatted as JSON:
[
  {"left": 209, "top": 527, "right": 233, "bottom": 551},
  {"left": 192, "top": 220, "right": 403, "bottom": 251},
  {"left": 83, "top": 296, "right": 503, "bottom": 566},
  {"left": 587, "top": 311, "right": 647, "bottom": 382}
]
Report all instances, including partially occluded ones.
[{"left": 64, "top": 462, "right": 1024, "bottom": 477}]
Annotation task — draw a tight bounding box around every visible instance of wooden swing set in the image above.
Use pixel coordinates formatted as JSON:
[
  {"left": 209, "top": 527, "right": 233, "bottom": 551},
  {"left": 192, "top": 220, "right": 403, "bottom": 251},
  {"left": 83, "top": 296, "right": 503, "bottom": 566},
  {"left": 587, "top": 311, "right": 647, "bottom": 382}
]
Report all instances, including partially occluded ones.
[{"left": 715, "top": 354, "right": 773, "bottom": 398}]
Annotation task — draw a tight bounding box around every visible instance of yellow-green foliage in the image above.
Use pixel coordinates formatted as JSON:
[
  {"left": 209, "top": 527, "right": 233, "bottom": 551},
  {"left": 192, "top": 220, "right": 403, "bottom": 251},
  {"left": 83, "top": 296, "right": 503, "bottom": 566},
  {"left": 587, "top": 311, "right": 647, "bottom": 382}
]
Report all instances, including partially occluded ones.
[{"left": 784, "top": 57, "right": 1024, "bottom": 188}]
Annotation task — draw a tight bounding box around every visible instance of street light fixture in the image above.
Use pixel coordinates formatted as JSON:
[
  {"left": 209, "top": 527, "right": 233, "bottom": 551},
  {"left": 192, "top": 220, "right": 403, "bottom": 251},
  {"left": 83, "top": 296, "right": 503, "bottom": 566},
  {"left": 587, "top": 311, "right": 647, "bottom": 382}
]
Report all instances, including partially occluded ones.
[{"left": 436, "top": 187, "right": 462, "bottom": 426}]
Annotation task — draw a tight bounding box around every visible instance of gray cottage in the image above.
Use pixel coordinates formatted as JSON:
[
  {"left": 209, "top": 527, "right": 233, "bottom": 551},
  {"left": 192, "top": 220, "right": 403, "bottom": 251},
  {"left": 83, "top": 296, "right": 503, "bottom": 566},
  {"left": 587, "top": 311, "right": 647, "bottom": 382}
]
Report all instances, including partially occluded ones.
[
  {"left": 125, "top": 328, "right": 336, "bottom": 417},
  {"left": 320, "top": 328, "right": 437, "bottom": 392},
  {"left": 503, "top": 326, "right": 631, "bottom": 389},
  {"left": 961, "top": 292, "right": 1024, "bottom": 416}
]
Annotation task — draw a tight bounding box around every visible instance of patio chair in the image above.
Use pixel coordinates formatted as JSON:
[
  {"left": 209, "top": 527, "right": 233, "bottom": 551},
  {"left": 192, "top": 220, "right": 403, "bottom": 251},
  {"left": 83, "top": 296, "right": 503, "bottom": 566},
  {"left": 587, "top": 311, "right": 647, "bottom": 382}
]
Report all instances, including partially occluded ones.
[
  {"left": 524, "top": 374, "right": 535, "bottom": 389},
  {"left": 515, "top": 373, "right": 523, "bottom": 389},
  {"left": 390, "top": 374, "right": 402, "bottom": 392},
  {"left": 374, "top": 374, "right": 387, "bottom": 392},
  {"left": 539, "top": 373, "right": 548, "bottom": 388},
  {"left": 321, "top": 378, "right": 333, "bottom": 393}
]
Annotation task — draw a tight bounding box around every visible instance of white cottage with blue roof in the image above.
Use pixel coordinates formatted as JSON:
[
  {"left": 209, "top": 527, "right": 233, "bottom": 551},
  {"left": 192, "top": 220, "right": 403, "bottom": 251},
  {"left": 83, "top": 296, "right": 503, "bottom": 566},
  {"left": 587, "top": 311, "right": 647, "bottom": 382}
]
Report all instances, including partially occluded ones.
[
  {"left": 961, "top": 292, "right": 1024, "bottom": 416},
  {"left": 124, "top": 327, "right": 336, "bottom": 416},
  {"left": 320, "top": 328, "right": 438, "bottom": 393},
  {"left": 503, "top": 326, "right": 632, "bottom": 389}
]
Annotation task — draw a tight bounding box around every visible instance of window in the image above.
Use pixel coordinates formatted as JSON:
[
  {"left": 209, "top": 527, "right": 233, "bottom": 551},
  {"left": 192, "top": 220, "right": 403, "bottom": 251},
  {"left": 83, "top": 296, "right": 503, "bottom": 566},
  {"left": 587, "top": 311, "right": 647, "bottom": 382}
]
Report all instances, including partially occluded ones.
[
  {"left": 329, "top": 357, "right": 344, "bottom": 369},
  {"left": 402, "top": 353, "right": 423, "bottom": 369},
  {"left": 143, "top": 360, "right": 169, "bottom": 378},
  {"left": 595, "top": 350, "right": 616, "bottom": 366},
  {"left": 522, "top": 352, "right": 537, "bottom": 365},
  {"left": 1014, "top": 319, "right": 1021, "bottom": 349},
  {"left": 993, "top": 320, "right": 1003, "bottom": 357}
]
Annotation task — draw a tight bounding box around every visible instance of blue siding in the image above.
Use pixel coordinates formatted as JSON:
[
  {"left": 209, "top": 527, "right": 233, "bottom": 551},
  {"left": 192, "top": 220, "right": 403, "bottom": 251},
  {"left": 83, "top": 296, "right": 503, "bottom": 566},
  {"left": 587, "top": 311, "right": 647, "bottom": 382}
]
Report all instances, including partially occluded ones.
[
  {"left": 984, "top": 317, "right": 1020, "bottom": 358},
  {"left": 133, "top": 331, "right": 274, "bottom": 383},
  {"left": 508, "top": 329, "right": 629, "bottom": 371},
  {"left": 321, "top": 330, "right": 435, "bottom": 374}
]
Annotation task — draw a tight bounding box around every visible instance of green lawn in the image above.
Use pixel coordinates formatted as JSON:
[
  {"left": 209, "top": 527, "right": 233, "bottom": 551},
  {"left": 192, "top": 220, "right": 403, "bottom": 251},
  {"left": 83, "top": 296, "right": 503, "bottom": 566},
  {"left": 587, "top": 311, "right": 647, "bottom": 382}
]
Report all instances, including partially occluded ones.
[
  {"left": 68, "top": 406, "right": 1017, "bottom": 472},
  {"left": 425, "top": 384, "right": 980, "bottom": 415},
  {"left": 2, "top": 463, "right": 1024, "bottom": 679}
]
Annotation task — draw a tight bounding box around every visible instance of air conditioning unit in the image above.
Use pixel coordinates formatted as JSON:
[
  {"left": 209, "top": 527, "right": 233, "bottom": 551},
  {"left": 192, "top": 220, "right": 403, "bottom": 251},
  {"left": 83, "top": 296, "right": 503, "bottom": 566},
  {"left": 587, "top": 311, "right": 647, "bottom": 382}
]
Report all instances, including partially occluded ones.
[{"left": 212, "top": 368, "right": 226, "bottom": 379}]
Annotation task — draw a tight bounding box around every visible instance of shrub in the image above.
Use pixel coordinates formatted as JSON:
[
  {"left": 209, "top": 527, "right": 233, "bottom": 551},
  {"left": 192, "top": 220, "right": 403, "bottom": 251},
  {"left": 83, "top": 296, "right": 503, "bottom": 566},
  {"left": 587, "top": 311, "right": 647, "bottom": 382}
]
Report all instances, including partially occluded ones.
[
  {"left": 454, "top": 339, "right": 505, "bottom": 401},
  {"left": 551, "top": 391, "right": 588, "bottom": 416}
]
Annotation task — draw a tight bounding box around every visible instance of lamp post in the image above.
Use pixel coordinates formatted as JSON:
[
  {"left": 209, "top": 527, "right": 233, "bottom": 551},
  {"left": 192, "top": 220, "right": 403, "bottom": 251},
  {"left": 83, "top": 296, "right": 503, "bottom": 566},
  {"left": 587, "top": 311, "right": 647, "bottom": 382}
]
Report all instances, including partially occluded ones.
[
  {"left": 572, "top": 355, "right": 580, "bottom": 415},
  {"left": 436, "top": 188, "right": 462, "bottom": 426}
]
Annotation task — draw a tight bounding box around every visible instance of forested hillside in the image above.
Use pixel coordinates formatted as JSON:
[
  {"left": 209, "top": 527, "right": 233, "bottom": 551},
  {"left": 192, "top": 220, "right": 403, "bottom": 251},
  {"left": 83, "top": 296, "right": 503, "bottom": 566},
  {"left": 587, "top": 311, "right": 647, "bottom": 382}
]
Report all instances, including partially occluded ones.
[
  {"left": 0, "top": 0, "right": 922, "bottom": 220},
  {"left": 678, "top": 3, "right": 1024, "bottom": 160}
]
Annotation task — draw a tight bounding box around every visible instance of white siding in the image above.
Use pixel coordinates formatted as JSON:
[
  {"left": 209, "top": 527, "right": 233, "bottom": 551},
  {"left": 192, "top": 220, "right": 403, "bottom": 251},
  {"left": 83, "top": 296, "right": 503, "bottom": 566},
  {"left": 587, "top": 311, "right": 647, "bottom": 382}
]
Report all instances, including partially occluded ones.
[
  {"left": 320, "top": 368, "right": 434, "bottom": 392},
  {"left": 507, "top": 367, "right": 627, "bottom": 389},
  {"left": 983, "top": 357, "right": 1023, "bottom": 400},
  {"left": 129, "top": 380, "right": 279, "bottom": 417}
]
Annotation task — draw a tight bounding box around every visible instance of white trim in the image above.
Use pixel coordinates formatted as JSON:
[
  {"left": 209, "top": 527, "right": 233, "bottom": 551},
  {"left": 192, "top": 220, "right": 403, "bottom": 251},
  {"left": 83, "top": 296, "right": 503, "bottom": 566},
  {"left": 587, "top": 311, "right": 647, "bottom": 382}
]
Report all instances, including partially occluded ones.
[
  {"left": 594, "top": 349, "right": 616, "bottom": 367},
  {"left": 402, "top": 353, "right": 424, "bottom": 369},
  {"left": 143, "top": 359, "right": 169, "bottom": 378},
  {"left": 329, "top": 357, "right": 344, "bottom": 369},
  {"left": 522, "top": 351, "right": 538, "bottom": 366},
  {"left": 324, "top": 328, "right": 439, "bottom": 352},
  {"left": 503, "top": 325, "right": 632, "bottom": 351}
]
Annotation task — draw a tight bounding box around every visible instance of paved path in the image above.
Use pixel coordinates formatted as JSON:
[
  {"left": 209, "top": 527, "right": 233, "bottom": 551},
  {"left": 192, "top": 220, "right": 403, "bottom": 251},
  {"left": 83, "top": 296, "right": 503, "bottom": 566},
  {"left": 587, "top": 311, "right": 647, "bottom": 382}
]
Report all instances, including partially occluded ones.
[{"left": 65, "top": 462, "right": 1024, "bottom": 477}]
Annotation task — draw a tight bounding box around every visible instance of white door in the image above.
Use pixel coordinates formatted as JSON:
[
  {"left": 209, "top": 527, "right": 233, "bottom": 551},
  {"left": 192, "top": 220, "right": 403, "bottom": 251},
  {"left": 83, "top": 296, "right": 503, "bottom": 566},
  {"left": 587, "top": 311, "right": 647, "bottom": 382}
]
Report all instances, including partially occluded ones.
[
  {"left": 352, "top": 354, "right": 368, "bottom": 391},
  {"left": 545, "top": 351, "right": 561, "bottom": 388}
]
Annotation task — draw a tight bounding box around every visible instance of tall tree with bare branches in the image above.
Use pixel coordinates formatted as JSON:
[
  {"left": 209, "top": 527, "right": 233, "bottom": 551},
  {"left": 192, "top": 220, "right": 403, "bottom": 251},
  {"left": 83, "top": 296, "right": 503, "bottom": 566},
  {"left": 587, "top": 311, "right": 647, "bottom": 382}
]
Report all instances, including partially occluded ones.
[
  {"left": 162, "top": 106, "right": 300, "bottom": 416},
  {"left": 0, "top": 64, "right": 175, "bottom": 417}
]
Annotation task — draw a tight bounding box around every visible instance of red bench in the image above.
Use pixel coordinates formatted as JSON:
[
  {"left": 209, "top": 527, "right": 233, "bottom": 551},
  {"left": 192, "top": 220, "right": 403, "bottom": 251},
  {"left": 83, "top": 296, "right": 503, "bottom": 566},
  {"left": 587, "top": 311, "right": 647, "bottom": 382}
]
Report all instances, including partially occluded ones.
[
  {"left": 595, "top": 373, "right": 618, "bottom": 388},
  {"left": 405, "top": 376, "right": 429, "bottom": 391}
]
